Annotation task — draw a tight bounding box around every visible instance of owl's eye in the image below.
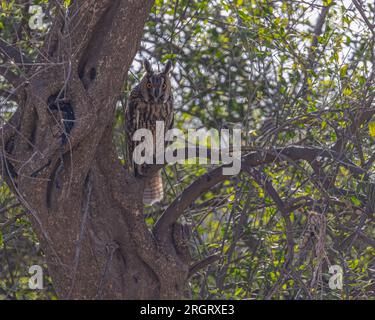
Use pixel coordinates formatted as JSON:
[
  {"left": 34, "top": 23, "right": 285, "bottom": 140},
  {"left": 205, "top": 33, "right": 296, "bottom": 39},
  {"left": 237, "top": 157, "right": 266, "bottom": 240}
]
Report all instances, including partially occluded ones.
[
  {"left": 162, "top": 83, "right": 167, "bottom": 90},
  {"left": 147, "top": 82, "right": 152, "bottom": 89}
]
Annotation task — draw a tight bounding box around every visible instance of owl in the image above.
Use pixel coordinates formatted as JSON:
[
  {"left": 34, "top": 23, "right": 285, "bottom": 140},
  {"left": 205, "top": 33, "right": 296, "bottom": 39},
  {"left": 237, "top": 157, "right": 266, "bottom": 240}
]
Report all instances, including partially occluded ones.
[{"left": 125, "top": 59, "right": 174, "bottom": 205}]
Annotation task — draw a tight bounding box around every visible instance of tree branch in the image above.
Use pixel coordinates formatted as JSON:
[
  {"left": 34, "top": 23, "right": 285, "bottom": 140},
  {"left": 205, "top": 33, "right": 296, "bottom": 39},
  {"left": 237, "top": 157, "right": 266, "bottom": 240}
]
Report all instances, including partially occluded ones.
[
  {"left": 352, "top": 0, "right": 375, "bottom": 36},
  {"left": 0, "top": 66, "right": 21, "bottom": 88},
  {"left": 154, "top": 146, "right": 366, "bottom": 240},
  {"left": 0, "top": 38, "right": 31, "bottom": 66},
  {"left": 244, "top": 168, "right": 295, "bottom": 298},
  {"left": 188, "top": 254, "right": 221, "bottom": 278}
]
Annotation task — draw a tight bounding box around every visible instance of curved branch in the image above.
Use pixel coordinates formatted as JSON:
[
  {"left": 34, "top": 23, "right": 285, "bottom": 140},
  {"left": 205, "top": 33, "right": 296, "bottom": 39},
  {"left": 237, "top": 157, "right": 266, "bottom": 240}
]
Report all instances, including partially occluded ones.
[
  {"left": 154, "top": 146, "right": 366, "bottom": 240},
  {"left": 188, "top": 254, "right": 221, "bottom": 278}
]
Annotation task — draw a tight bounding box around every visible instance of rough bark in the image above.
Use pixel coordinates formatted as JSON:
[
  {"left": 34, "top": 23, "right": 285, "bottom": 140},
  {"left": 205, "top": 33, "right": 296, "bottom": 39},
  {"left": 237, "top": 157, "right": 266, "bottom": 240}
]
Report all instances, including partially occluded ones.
[{"left": 0, "top": 0, "right": 191, "bottom": 299}]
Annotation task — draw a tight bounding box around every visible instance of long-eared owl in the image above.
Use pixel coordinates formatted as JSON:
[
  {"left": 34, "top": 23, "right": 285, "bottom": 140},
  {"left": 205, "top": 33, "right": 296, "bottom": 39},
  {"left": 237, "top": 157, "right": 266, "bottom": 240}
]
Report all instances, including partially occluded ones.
[{"left": 125, "top": 59, "right": 174, "bottom": 205}]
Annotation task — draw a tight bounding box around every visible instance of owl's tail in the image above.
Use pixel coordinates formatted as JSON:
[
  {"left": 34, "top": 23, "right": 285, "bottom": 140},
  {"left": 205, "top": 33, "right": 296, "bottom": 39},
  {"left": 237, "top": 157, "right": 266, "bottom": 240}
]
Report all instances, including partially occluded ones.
[{"left": 143, "top": 170, "right": 164, "bottom": 205}]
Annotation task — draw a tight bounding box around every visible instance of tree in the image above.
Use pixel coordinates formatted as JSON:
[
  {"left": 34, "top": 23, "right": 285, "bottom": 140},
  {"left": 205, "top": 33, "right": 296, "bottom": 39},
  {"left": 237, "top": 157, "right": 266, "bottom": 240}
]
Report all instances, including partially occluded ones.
[
  {"left": 0, "top": 0, "right": 374, "bottom": 300},
  {"left": 0, "top": 0, "right": 179, "bottom": 299}
]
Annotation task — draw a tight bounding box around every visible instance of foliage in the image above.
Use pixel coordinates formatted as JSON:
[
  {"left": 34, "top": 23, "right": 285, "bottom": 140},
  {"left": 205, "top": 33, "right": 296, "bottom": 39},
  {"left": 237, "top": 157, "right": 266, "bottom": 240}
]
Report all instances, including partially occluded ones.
[{"left": 1, "top": 0, "right": 374, "bottom": 299}]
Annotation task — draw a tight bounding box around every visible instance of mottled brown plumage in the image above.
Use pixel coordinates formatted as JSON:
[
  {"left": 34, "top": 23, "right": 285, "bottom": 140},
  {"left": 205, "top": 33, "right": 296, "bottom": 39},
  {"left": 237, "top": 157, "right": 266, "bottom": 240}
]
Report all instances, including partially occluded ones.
[{"left": 125, "top": 59, "right": 174, "bottom": 205}]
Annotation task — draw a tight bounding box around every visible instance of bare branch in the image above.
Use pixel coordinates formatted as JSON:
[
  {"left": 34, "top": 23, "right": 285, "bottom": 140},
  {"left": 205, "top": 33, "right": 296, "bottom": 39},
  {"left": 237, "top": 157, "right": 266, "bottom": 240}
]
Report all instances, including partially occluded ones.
[
  {"left": 154, "top": 146, "right": 367, "bottom": 240},
  {"left": 307, "top": 4, "right": 331, "bottom": 68},
  {"left": 244, "top": 168, "right": 295, "bottom": 299},
  {"left": 0, "top": 66, "right": 21, "bottom": 87},
  {"left": 352, "top": 0, "right": 375, "bottom": 36},
  {"left": 0, "top": 38, "right": 31, "bottom": 66},
  {"left": 188, "top": 254, "right": 221, "bottom": 278}
]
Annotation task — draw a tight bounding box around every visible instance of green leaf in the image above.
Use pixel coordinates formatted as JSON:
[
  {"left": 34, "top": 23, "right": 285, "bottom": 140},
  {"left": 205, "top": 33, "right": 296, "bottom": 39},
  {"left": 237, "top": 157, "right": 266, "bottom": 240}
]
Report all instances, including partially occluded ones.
[
  {"left": 340, "top": 64, "right": 348, "bottom": 78},
  {"left": 161, "top": 53, "right": 177, "bottom": 62},
  {"left": 351, "top": 196, "right": 361, "bottom": 206},
  {"left": 343, "top": 87, "right": 352, "bottom": 95},
  {"left": 369, "top": 122, "right": 375, "bottom": 137}
]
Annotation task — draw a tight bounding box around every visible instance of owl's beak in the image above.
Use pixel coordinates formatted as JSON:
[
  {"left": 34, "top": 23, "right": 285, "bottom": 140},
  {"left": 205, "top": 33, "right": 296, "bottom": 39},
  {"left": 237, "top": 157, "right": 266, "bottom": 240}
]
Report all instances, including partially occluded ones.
[{"left": 153, "top": 89, "right": 161, "bottom": 103}]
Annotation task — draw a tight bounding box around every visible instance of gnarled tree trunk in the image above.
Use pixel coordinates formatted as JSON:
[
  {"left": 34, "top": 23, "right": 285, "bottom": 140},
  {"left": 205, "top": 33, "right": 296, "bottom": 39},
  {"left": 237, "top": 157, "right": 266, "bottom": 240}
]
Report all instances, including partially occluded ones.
[{"left": 0, "top": 0, "right": 190, "bottom": 299}]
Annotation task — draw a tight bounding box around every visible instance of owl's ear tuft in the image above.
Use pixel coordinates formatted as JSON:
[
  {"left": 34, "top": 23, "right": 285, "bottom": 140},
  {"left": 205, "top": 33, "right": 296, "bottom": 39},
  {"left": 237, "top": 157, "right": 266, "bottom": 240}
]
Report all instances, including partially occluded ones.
[
  {"left": 143, "top": 59, "right": 153, "bottom": 74},
  {"left": 163, "top": 60, "right": 173, "bottom": 74}
]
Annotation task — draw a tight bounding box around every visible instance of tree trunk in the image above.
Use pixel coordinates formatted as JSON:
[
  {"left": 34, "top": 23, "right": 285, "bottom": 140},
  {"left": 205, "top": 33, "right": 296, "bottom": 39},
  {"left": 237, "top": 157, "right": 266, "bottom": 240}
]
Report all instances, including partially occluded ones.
[{"left": 0, "top": 0, "right": 190, "bottom": 299}]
